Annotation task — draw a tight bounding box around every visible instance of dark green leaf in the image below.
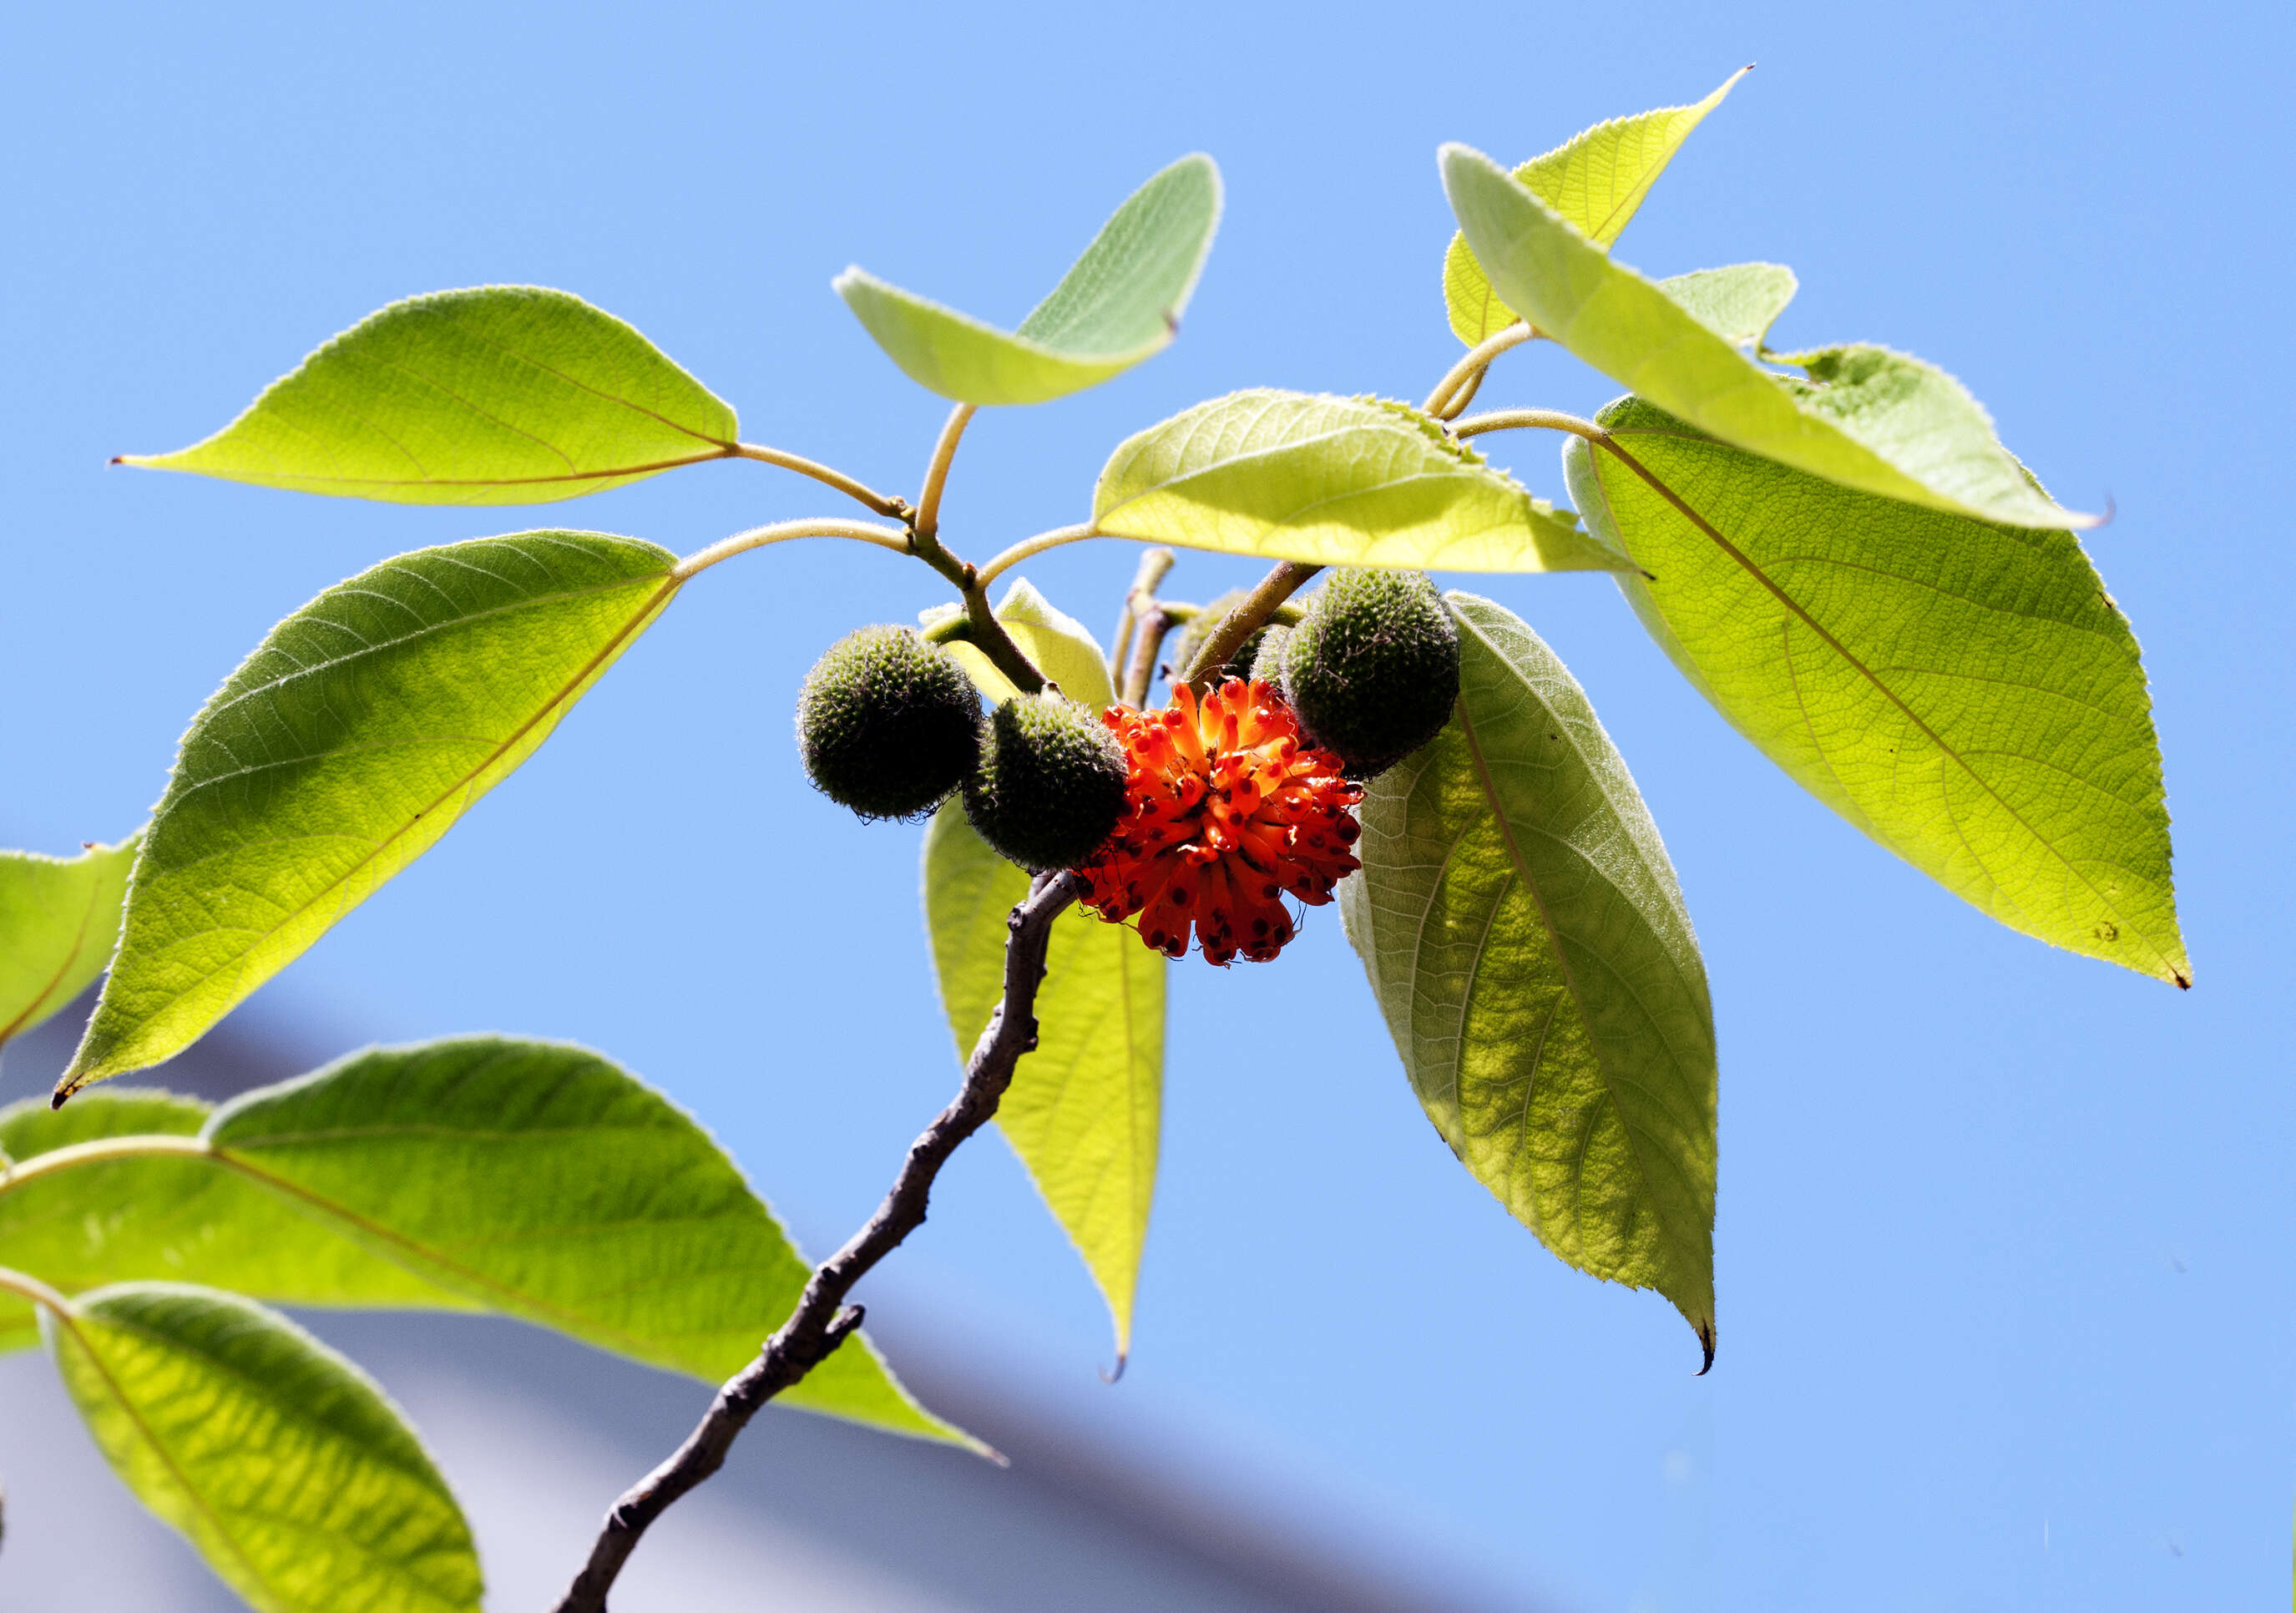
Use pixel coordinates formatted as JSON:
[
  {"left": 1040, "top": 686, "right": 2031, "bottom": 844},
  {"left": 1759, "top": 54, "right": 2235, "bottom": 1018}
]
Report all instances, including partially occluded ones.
[{"left": 1341, "top": 592, "right": 1716, "bottom": 1351}]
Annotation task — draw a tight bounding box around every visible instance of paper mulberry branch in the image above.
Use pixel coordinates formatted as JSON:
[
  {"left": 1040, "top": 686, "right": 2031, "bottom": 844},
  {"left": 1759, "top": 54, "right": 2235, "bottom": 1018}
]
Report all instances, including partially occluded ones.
[{"left": 550, "top": 869, "right": 1080, "bottom": 1613}]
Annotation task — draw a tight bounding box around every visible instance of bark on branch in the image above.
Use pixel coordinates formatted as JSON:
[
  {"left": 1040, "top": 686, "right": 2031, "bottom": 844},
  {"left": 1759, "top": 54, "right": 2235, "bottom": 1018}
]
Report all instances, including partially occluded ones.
[{"left": 551, "top": 869, "right": 1082, "bottom": 1612}]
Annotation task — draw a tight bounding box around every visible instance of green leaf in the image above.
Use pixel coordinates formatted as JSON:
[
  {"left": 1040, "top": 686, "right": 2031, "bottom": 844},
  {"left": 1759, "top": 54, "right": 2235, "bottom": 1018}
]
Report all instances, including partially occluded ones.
[
  {"left": 923, "top": 578, "right": 1118, "bottom": 708},
  {"left": 1659, "top": 263, "right": 1798, "bottom": 348},
  {"left": 0, "top": 1088, "right": 449, "bottom": 1356},
  {"left": 122, "top": 286, "right": 739, "bottom": 504},
  {"left": 836, "top": 154, "right": 1221, "bottom": 405},
  {"left": 1565, "top": 396, "right": 2186, "bottom": 984},
  {"left": 0, "top": 833, "right": 138, "bottom": 1048},
  {"left": 1442, "top": 68, "right": 1749, "bottom": 346},
  {"left": 1439, "top": 144, "right": 2092, "bottom": 529},
  {"left": 63, "top": 532, "right": 681, "bottom": 1094},
  {"left": 1340, "top": 593, "right": 1716, "bottom": 1353},
  {"left": 923, "top": 805, "right": 1164, "bottom": 1361},
  {"left": 203, "top": 1037, "right": 963, "bottom": 1440},
  {"left": 2, "top": 1043, "right": 965, "bottom": 1446},
  {"left": 1092, "top": 390, "right": 1631, "bottom": 573},
  {"left": 46, "top": 1282, "right": 481, "bottom": 1613}
]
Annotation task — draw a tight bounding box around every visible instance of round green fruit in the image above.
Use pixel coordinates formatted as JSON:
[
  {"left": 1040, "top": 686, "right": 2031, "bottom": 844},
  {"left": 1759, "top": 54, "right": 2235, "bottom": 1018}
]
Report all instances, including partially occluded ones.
[
  {"left": 1247, "top": 624, "right": 1292, "bottom": 685},
  {"left": 963, "top": 694, "right": 1130, "bottom": 871},
  {"left": 796, "top": 625, "right": 982, "bottom": 821},
  {"left": 1280, "top": 569, "right": 1459, "bottom": 777}
]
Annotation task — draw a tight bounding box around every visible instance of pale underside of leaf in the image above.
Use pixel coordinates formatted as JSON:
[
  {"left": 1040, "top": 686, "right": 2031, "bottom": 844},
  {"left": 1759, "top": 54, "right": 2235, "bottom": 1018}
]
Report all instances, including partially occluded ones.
[
  {"left": 923, "top": 805, "right": 1163, "bottom": 1359},
  {"left": 63, "top": 533, "right": 681, "bottom": 1094},
  {"left": 0, "top": 832, "right": 140, "bottom": 1047},
  {"left": 1093, "top": 389, "right": 1630, "bottom": 573},
  {"left": 124, "top": 285, "right": 740, "bottom": 505},
  {"left": 1565, "top": 397, "right": 2184, "bottom": 984},
  {"left": 1440, "top": 144, "right": 2091, "bottom": 530},
  {"left": 1442, "top": 68, "right": 1750, "bottom": 346},
  {"left": 1341, "top": 593, "right": 1716, "bottom": 1348},
  {"left": 836, "top": 154, "right": 1221, "bottom": 406},
  {"left": 1659, "top": 263, "right": 1799, "bottom": 348},
  {"left": 46, "top": 1282, "right": 482, "bottom": 1613}
]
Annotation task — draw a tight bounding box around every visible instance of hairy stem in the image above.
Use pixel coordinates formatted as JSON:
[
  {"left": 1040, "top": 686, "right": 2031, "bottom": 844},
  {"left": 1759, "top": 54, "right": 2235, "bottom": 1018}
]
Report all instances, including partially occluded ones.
[
  {"left": 1448, "top": 407, "right": 1604, "bottom": 443},
  {"left": 670, "top": 518, "right": 913, "bottom": 582},
  {"left": 728, "top": 443, "right": 910, "bottom": 520},
  {"left": 913, "top": 403, "right": 978, "bottom": 544},
  {"left": 1122, "top": 602, "right": 1179, "bottom": 709},
  {"left": 975, "top": 523, "right": 1101, "bottom": 588},
  {"left": 1422, "top": 321, "right": 1536, "bottom": 419},
  {"left": 0, "top": 1264, "right": 69, "bottom": 1314},
  {"left": 1180, "top": 560, "right": 1321, "bottom": 695},
  {"left": 551, "top": 872, "right": 1080, "bottom": 1613}
]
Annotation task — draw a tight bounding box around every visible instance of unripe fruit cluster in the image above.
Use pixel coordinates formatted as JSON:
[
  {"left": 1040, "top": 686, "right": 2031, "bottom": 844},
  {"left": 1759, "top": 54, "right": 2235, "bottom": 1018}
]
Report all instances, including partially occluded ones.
[
  {"left": 796, "top": 626, "right": 1128, "bottom": 872},
  {"left": 1273, "top": 569, "right": 1460, "bottom": 777}
]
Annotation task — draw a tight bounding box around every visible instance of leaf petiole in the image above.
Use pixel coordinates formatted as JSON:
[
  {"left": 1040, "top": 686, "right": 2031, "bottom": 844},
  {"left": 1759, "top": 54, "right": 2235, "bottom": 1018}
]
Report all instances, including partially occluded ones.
[
  {"left": 728, "top": 442, "right": 911, "bottom": 519},
  {"left": 975, "top": 523, "right": 1100, "bottom": 588},
  {"left": 1423, "top": 321, "right": 1538, "bottom": 419}
]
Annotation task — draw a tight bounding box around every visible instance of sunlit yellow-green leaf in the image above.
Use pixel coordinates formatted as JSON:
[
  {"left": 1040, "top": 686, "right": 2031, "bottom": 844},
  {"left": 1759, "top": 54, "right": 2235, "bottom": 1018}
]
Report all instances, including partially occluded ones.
[
  {"left": 1441, "top": 144, "right": 2091, "bottom": 529},
  {"left": 0, "top": 833, "right": 138, "bottom": 1048},
  {"left": 63, "top": 533, "right": 680, "bottom": 1095},
  {"left": 123, "top": 286, "right": 738, "bottom": 504},
  {"left": 923, "top": 806, "right": 1164, "bottom": 1362},
  {"left": 1660, "top": 262, "right": 1798, "bottom": 348},
  {"left": 837, "top": 154, "right": 1221, "bottom": 405},
  {"left": 1442, "top": 68, "right": 1748, "bottom": 346},
  {"left": 1093, "top": 391, "right": 1630, "bottom": 574},
  {"left": 923, "top": 578, "right": 1118, "bottom": 708},
  {"left": 1342, "top": 594, "right": 1716, "bottom": 1356},
  {"left": 47, "top": 1282, "right": 482, "bottom": 1613},
  {"left": 1565, "top": 395, "right": 2185, "bottom": 984}
]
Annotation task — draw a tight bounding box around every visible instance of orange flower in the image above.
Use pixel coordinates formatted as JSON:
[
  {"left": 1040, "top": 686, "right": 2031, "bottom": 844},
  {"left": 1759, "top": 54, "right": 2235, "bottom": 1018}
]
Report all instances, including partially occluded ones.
[{"left": 1074, "top": 679, "right": 1363, "bottom": 964}]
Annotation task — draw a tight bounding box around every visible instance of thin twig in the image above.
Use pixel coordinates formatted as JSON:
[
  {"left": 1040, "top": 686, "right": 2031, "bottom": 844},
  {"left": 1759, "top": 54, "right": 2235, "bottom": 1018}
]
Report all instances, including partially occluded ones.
[
  {"left": 671, "top": 518, "right": 913, "bottom": 583},
  {"left": 1180, "top": 560, "right": 1321, "bottom": 696},
  {"left": 1123, "top": 601, "right": 1178, "bottom": 709},
  {"left": 1447, "top": 407, "right": 1604, "bottom": 443},
  {"left": 1110, "top": 548, "right": 1176, "bottom": 698},
  {"left": 728, "top": 443, "right": 910, "bottom": 520},
  {"left": 974, "top": 522, "right": 1100, "bottom": 587},
  {"left": 551, "top": 872, "right": 1082, "bottom": 1613},
  {"left": 913, "top": 403, "right": 978, "bottom": 544},
  {"left": 1421, "top": 321, "right": 1537, "bottom": 419}
]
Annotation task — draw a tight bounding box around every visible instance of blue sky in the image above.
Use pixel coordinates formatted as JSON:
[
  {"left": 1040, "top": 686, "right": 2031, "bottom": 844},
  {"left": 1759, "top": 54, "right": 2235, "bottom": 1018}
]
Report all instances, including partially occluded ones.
[{"left": 4, "top": 3, "right": 2292, "bottom": 1609}]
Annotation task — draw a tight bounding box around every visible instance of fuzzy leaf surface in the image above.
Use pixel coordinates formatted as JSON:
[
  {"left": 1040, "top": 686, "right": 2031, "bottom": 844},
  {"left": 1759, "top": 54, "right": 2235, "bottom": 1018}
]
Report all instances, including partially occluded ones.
[
  {"left": 1093, "top": 390, "right": 1628, "bottom": 573},
  {"left": 1341, "top": 593, "right": 1716, "bottom": 1351},
  {"left": 837, "top": 154, "right": 1221, "bottom": 405},
  {"left": 923, "top": 578, "right": 1117, "bottom": 708},
  {"left": 1442, "top": 68, "right": 1748, "bottom": 346},
  {"left": 124, "top": 286, "right": 737, "bottom": 504},
  {"left": 1441, "top": 145, "right": 2089, "bottom": 528},
  {"left": 46, "top": 1282, "right": 481, "bottom": 1613},
  {"left": 1565, "top": 396, "right": 2184, "bottom": 983},
  {"left": 0, "top": 833, "right": 138, "bottom": 1047},
  {"left": 923, "top": 805, "right": 1164, "bottom": 1361},
  {"left": 64, "top": 532, "right": 680, "bottom": 1093}
]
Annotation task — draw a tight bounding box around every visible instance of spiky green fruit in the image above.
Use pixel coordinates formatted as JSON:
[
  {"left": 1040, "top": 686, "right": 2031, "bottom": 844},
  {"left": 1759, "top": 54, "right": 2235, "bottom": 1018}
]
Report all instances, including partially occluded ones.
[
  {"left": 1280, "top": 569, "right": 1459, "bottom": 777},
  {"left": 797, "top": 625, "right": 982, "bottom": 820},
  {"left": 963, "top": 694, "right": 1129, "bottom": 871}
]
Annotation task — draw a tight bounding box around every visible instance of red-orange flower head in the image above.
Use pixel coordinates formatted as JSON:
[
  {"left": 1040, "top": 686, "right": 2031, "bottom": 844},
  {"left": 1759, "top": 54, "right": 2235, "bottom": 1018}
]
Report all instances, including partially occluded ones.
[{"left": 1074, "top": 678, "right": 1363, "bottom": 965}]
